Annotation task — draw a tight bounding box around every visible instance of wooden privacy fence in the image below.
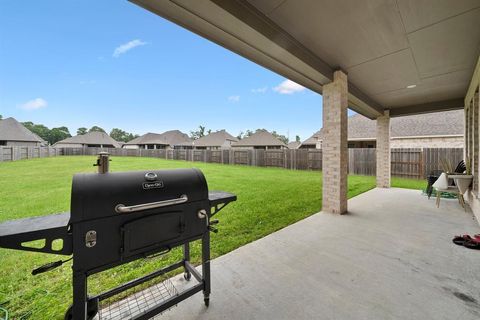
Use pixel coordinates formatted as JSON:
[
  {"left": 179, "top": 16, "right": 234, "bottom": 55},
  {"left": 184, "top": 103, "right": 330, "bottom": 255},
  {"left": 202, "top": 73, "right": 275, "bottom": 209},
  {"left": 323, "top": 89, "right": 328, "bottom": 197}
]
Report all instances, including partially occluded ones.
[
  {"left": 391, "top": 148, "right": 424, "bottom": 178},
  {"left": 0, "top": 146, "right": 61, "bottom": 161},
  {"left": 1, "top": 146, "right": 465, "bottom": 179}
]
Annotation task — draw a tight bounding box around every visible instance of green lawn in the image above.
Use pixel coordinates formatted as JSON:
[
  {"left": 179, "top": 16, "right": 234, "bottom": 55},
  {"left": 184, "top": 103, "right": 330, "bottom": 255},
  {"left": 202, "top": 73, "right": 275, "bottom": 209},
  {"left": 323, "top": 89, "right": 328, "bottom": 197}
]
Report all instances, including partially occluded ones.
[{"left": 0, "top": 156, "right": 425, "bottom": 319}]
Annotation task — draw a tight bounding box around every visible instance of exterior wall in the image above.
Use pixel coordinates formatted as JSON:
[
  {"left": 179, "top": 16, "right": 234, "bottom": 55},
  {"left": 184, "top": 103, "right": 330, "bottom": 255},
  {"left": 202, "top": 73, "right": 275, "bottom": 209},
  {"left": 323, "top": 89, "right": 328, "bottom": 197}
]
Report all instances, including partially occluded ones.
[
  {"left": 231, "top": 145, "right": 285, "bottom": 150},
  {"left": 221, "top": 139, "right": 236, "bottom": 148},
  {"left": 315, "top": 136, "right": 463, "bottom": 149},
  {"left": 348, "top": 140, "right": 376, "bottom": 148},
  {"left": 54, "top": 143, "right": 118, "bottom": 148},
  {"left": 194, "top": 140, "right": 236, "bottom": 150},
  {"left": 299, "top": 144, "right": 316, "bottom": 149},
  {"left": 466, "top": 89, "right": 480, "bottom": 223},
  {"left": 123, "top": 145, "right": 140, "bottom": 149},
  {"left": 4, "top": 140, "right": 42, "bottom": 147},
  {"left": 53, "top": 143, "right": 84, "bottom": 148},
  {"left": 390, "top": 136, "right": 464, "bottom": 148}
]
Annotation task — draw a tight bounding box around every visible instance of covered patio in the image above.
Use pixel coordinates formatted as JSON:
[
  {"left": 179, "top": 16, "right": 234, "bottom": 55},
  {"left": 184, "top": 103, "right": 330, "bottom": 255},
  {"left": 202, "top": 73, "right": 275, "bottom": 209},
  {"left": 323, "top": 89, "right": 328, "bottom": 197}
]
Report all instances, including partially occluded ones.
[{"left": 147, "top": 188, "right": 480, "bottom": 319}]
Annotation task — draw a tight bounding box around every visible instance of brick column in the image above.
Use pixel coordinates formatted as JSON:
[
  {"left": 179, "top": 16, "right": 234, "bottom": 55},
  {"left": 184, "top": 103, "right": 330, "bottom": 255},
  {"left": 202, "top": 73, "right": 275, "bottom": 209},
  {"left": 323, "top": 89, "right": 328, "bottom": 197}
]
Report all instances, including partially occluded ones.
[
  {"left": 322, "top": 70, "right": 348, "bottom": 214},
  {"left": 376, "top": 110, "right": 391, "bottom": 188}
]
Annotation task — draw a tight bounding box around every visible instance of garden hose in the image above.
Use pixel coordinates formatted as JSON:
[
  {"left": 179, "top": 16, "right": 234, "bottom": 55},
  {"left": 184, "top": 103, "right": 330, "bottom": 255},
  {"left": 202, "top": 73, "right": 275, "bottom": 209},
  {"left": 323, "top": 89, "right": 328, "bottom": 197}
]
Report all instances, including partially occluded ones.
[{"left": 0, "top": 306, "right": 8, "bottom": 320}]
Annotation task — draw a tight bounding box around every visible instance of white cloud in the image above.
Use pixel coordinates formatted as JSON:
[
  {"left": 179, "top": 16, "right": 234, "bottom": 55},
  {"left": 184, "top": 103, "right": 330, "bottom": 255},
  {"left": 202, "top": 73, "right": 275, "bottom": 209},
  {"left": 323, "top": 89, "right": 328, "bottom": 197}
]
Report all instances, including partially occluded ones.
[
  {"left": 113, "top": 39, "right": 147, "bottom": 58},
  {"left": 251, "top": 87, "right": 268, "bottom": 94},
  {"left": 19, "top": 98, "right": 48, "bottom": 110},
  {"left": 228, "top": 95, "right": 240, "bottom": 103},
  {"left": 273, "top": 79, "right": 306, "bottom": 94}
]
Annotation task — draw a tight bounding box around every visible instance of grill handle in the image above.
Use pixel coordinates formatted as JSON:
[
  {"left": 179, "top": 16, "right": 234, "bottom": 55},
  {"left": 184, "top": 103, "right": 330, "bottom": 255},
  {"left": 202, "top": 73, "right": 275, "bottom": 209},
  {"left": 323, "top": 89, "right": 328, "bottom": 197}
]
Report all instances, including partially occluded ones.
[{"left": 115, "top": 194, "right": 188, "bottom": 213}]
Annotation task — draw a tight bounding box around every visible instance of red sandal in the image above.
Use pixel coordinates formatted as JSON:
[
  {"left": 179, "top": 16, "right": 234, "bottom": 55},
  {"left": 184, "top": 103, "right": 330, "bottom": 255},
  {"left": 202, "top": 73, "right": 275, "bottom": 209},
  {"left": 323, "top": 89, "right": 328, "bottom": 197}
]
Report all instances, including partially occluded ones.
[
  {"left": 464, "top": 237, "right": 480, "bottom": 250},
  {"left": 452, "top": 234, "right": 480, "bottom": 246}
]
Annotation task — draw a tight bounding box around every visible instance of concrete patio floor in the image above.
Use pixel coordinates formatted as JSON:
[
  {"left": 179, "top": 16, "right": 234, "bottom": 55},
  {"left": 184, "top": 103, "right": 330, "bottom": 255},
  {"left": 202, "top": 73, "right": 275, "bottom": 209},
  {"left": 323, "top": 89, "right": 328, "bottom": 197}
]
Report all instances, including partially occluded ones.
[{"left": 159, "top": 188, "right": 480, "bottom": 319}]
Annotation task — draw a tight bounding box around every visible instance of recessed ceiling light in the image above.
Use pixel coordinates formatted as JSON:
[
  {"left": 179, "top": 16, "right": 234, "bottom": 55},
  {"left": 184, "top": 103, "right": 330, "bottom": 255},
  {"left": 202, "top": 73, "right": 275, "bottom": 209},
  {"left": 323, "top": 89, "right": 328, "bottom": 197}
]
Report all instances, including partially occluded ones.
[{"left": 406, "top": 84, "right": 417, "bottom": 89}]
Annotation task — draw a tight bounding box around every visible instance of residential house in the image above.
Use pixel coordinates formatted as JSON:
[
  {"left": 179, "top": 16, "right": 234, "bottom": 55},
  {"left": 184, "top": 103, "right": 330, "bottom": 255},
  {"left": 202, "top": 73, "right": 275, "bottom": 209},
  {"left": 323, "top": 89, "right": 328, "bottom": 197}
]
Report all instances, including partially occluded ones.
[
  {"left": 232, "top": 130, "right": 287, "bottom": 149},
  {"left": 54, "top": 131, "right": 122, "bottom": 148},
  {"left": 301, "top": 110, "right": 464, "bottom": 149},
  {"left": 193, "top": 130, "right": 238, "bottom": 150},
  {"left": 0, "top": 117, "right": 46, "bottom": 147},
  {"left": 287, "top": 141, "right": 301, "bottom": 149},
  {"left": 123, "top": 130, "right": 193, "bottom": 150}
]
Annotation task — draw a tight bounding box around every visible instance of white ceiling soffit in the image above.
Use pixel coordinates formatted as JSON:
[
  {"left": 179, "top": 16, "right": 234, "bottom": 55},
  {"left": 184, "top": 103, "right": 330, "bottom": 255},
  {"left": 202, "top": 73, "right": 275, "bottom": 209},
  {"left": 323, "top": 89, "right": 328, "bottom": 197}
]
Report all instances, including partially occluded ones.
[
  {"left": 130, "top": 0, "right": 384, "bottom": 119},
  {"left": 245, "top": 0, "right": 480, "bottom": 116},
  {"left": 130, "top": 0, "right": 479, "bottom": 118}
]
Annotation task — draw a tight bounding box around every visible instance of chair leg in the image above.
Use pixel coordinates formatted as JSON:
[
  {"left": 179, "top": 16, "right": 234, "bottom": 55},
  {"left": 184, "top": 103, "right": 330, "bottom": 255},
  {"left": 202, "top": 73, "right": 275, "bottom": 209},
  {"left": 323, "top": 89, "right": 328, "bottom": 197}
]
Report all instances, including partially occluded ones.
[{"left": 459, "top": 194, "right": 466, "bottom": 210}]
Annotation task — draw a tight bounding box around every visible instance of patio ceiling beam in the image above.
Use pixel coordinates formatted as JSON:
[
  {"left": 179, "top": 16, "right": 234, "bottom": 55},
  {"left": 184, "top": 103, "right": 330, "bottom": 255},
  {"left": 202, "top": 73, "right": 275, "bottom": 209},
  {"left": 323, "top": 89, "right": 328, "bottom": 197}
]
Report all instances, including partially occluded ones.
[
  {"left": 388, "top": 98, "right": 465, "bottom": 117},
  {"left": 129, "top": 0, "right": 384, "bottom": 119}
]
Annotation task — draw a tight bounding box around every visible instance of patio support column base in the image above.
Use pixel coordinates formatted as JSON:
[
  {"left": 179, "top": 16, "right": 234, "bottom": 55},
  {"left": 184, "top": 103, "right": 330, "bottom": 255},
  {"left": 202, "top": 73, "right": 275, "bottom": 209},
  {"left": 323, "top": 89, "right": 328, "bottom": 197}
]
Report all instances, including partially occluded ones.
[
  {"left": 322, "top": 70, "right": 348, "bottom": 214},
  {"left": 376, "top": 110, "right": 391, "bottom": 188}
]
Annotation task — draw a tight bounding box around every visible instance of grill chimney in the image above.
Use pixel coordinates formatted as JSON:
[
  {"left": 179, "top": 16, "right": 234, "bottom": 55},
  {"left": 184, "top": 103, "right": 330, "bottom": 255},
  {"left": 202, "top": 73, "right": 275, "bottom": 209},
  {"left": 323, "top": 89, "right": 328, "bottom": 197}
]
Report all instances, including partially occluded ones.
[{"left": 94, "top": 152, "right": 110, "bottom": 174}]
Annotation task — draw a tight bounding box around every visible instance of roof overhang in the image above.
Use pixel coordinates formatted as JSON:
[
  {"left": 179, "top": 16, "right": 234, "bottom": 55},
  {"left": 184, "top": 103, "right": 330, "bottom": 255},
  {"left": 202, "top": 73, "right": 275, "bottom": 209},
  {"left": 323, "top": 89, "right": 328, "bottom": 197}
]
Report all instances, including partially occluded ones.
[{"left": 130, "top": 0, "right": 480, "bottom": 119}]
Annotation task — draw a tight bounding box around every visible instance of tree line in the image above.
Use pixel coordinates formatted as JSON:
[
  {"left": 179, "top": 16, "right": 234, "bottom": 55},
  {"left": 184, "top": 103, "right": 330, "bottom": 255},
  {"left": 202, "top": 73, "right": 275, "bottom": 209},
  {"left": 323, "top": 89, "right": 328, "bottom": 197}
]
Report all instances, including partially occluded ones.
[{"left": 19, "top": 121, "right": 139, "bottom": 145}]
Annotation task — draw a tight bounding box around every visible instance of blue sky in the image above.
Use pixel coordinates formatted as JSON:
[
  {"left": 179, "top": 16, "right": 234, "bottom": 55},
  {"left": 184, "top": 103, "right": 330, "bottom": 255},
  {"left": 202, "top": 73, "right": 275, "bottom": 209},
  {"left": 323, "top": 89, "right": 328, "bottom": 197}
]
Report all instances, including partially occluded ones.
[{"left": 0, "top": 0, "right": 339, "bottom": 142}]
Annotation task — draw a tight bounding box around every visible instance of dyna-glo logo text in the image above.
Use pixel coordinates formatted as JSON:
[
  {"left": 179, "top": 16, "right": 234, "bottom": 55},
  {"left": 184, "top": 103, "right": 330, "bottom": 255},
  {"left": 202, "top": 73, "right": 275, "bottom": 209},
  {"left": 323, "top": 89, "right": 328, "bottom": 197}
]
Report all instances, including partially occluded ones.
[{"left": 142, "top": 181, "right": 164, "bottom": 190}]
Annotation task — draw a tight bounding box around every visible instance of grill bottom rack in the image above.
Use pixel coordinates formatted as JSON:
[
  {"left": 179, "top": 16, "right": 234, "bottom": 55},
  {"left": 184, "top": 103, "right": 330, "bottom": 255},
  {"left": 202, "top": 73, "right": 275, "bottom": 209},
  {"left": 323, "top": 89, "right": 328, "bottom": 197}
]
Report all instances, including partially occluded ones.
[
  {"left": 96, "top": 277, "right": 178, "bottom": 320},
  {"left": 70, "top": 241, "right": 208, "bottom": 320}
]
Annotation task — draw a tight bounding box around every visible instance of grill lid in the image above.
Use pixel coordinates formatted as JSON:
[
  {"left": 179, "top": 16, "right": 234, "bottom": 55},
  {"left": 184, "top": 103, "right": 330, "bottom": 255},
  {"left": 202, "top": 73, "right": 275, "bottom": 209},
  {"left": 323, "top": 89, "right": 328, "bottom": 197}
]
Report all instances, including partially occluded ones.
[{"left": 70, "top": 168, "right": 208, "bottom": 223}]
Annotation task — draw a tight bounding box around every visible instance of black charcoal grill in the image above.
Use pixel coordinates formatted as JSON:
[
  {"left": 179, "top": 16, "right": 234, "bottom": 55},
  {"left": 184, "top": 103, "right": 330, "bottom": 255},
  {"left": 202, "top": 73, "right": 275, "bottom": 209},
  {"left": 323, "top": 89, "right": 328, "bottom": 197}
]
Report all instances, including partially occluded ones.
[{"left": 0, "top": 153, "right": 236, "bottom": 319}]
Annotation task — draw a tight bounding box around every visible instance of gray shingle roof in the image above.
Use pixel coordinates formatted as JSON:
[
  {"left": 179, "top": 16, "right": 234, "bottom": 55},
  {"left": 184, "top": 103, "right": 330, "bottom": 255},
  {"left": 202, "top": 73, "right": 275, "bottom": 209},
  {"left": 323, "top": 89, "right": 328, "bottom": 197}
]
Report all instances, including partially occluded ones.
[
  {"left": 193, "top": 130, "right": 238, "bottom": 147},
  {"left": 302, "top": 110, "right": 464, "bottom": 145},
  {"left": 0, "top": 117, "right": 45, "bottom": 143},
  {"left": 287, "top": 141, "right": 301, "bottom": 149},
  {"left": 124, "top": 132, "right": 164, "bottom": 145},
  {"left": 232, "top": 130, "right": 287, "bottom": 147},
  {"left": 302, "top": 131, "right": 321, "bottom": 145},
  {"left": 55, "top": 131, "right": 122, "bottom": 148},
  {"left": 124, "top": 130, "right": 192, "bottom": 147}
]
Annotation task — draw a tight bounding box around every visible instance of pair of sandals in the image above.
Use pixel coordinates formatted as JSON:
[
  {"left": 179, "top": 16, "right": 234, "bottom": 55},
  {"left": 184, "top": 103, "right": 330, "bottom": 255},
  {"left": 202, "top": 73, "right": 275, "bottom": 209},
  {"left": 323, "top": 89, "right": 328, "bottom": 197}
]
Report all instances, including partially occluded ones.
[{"left": 452, "top": 234, "right": 480, "bottom": 249}]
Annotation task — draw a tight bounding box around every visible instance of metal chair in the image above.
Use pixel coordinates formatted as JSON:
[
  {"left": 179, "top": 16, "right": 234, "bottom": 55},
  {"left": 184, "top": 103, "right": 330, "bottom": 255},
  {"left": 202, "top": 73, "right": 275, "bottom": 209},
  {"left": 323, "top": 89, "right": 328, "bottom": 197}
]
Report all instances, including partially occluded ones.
[{"left": 426, "top": 160, "right": 465, "bottom": 199}]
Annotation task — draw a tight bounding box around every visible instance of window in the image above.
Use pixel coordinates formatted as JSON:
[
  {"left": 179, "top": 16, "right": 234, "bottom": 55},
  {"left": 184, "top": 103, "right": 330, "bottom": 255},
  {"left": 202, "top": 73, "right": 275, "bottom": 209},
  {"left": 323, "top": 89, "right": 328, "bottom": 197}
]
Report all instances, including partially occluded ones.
[{"left": 0, "top": 141, "right": 6, "bottom": 146}]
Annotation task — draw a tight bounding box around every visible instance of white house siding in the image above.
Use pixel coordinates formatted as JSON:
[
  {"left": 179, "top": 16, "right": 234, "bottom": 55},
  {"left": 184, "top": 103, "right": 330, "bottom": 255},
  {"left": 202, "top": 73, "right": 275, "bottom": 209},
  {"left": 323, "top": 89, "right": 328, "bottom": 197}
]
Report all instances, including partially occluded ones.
[{"left": 123, "top": 145, "right": 140, "bottom": 149}]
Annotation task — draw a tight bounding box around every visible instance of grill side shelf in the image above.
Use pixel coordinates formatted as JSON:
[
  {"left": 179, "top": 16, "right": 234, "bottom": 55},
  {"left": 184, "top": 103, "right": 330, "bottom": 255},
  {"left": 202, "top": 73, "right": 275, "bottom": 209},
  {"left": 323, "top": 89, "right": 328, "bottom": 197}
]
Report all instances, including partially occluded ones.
[
  {"left": 0, "top": 212, "right": 72, "bottom": 255},
  {"left": 208, "top": 191, "right": 237, "bottom": 216}
]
